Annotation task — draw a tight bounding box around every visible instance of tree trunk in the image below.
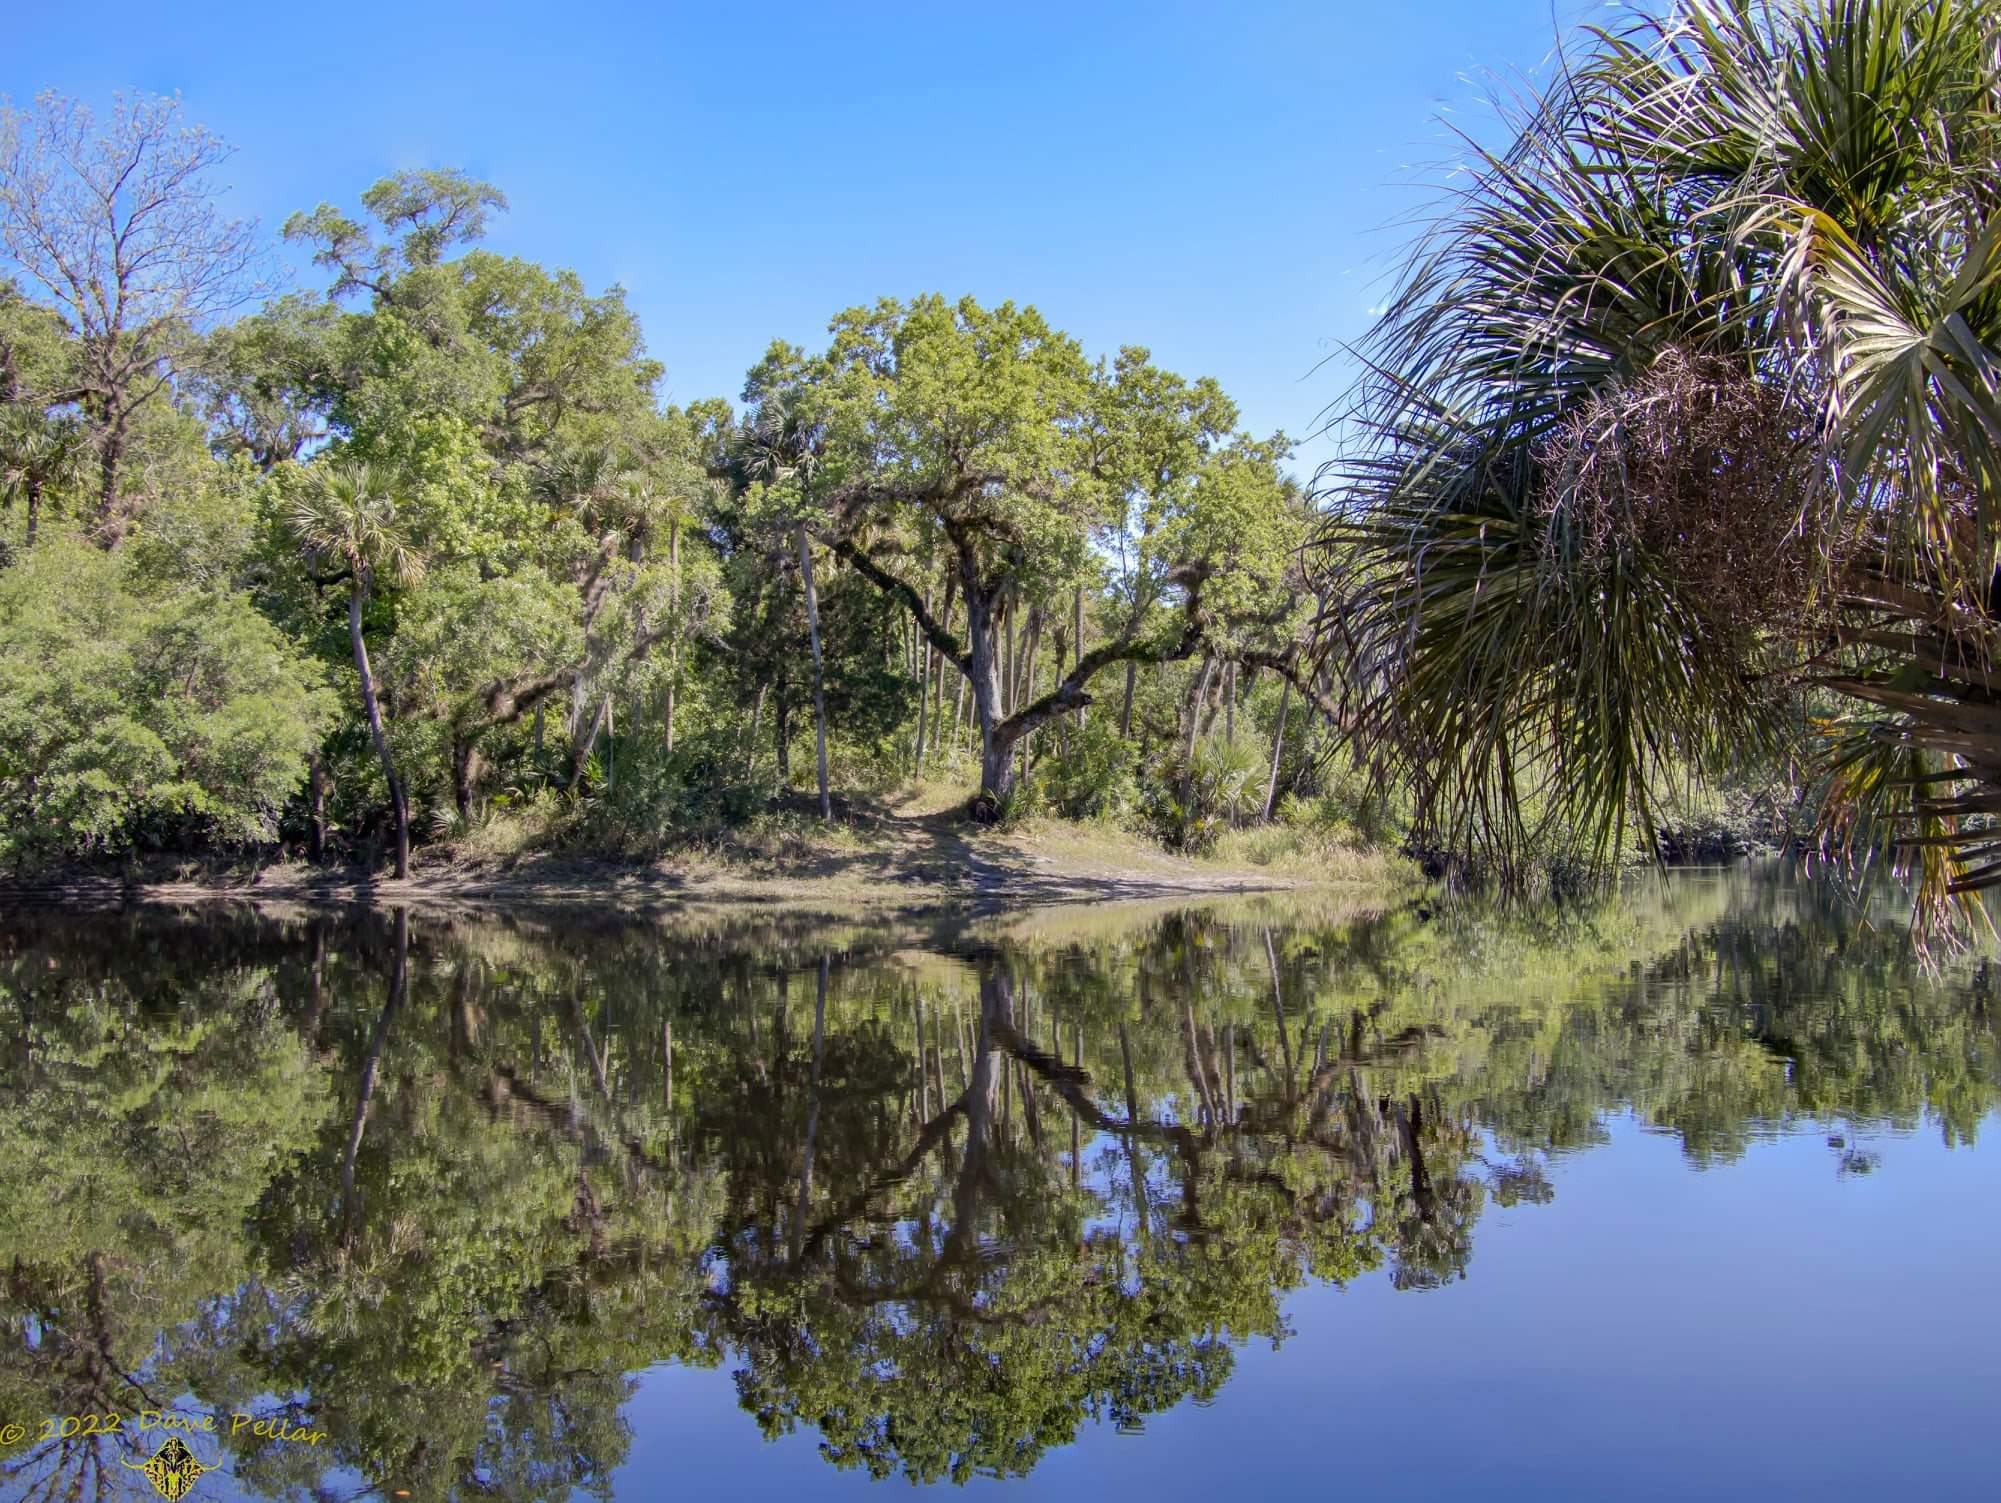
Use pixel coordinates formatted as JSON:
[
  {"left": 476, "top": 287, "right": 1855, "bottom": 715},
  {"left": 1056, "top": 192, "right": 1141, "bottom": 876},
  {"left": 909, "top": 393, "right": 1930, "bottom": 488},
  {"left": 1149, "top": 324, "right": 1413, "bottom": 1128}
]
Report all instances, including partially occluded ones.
[
  {"left": 953, "top": 651, "right": 969, "bottom": 746},
  {"left": 664, "top": 651, "right": 678, "bottom": 754},
  {"left": 930, "top": 574, "right": 957, "bottom": 770},
  {"left": 308, "top": 752, "right": 327, "bottom": 864},
  {"left": 1000, "top": 596, "right": 1016, "bottom": 720},
  {"left": 1016, "top": 606, "right": 1041, "bottom": 786},
  {"left": 1181, "top": 655, "right": 1215, "bottom": 802},
  {"left": 24, "top": 476, "right": 42, "bottom": 549},
  {"left": 798, "top": 525, "right": 831, "bottom": 820},
  {"left": 1120, "top": 661, "right": 1138, "bottom": 738},
  {"left": 450, "top": 733, "right": 484, "bottom": 822},
  {"left": 1018, "top": 605, "right": 1041, "bottom": 711},
  {"left": 1224, "top": 662, "right": 1237, "bottom": 745},
  {"left": 965, "top": 580, "right": 1017, "bottom": 815},
  {"left": 340, "top": 908, "right": 407, "bottom": 1239},
  {"left": 1263, "top": 676, "right": 1291, "bottom": 821},
  {"left": 745, "top": 680, "right": 768, "bottom": 776},
  {"left": 350, "top": 581, "right": 410, "bottom": 879},
  {"left": 1018, "top": 607, "right": 1041, "bottom": 724},
  {"left": 92, "top": 413, "right": 128, "bottom": 546},
  {"left": 776, "top": 686, "right": 792, "bottom": 781},
  {"left": 571, "top": 694, "right": 610, "bottom": 786},
  {"left": 665, "top": 519, "right": 680, "bottom": 753},
  {"left": 912, "top": 586, "right": 932, "bottom": 775}
]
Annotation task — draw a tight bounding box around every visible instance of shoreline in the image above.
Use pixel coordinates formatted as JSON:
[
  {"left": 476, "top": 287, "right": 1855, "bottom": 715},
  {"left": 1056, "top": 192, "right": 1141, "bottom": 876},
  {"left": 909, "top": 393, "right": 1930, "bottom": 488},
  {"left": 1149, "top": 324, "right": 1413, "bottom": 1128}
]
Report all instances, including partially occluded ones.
[{"left": 0, "top": 822, "right": 1410, "bottom": 923}]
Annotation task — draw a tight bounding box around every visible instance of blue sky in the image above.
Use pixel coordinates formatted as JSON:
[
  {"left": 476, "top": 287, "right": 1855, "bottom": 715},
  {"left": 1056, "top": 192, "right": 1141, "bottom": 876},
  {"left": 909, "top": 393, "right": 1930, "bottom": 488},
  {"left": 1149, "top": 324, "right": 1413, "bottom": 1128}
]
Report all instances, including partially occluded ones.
[{"left": 5, "top": 0, "right": 1619, "bottom": 481}]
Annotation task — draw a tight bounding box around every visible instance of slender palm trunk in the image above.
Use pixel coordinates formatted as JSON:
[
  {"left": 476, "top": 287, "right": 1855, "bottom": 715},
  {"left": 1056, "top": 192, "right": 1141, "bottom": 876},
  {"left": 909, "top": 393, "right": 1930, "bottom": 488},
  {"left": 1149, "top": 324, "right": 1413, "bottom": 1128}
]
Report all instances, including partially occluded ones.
[
  {"left": 665, "top": 519, "right": 680, "bottom": 753},
  {"left": 798, "top": 525, "right": 831, "bottom": 820},
  {"left": 1181, "top": 655, "right": 1215, "bottom": 802},
  {"left": 912, "top": 586, "right": 932, "bottom": 775},
  {"left": 1263, "top": 676, "right": 1291, "bottom": 821},
  {"left": 24, "top": 477, "right": 42, "bottom": 549},
  {"left": 350, "top": 581, "right": 410, "bottom": 878},
  {"left": 745, "top": 681, "right": 767, "bottom": 776},
  {"left": 930, "top": 574, "right": 957, "bottom": 769},
  {"left": 308, "top": 752, "right": 327, "bottom": 863}
]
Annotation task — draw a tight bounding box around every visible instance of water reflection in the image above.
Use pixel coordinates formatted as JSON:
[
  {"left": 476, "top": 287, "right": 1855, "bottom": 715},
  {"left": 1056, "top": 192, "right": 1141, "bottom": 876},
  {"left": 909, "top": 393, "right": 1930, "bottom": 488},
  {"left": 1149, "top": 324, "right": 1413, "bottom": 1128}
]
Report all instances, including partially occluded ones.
[{"left": 0, "top": 868, "right": 1993, "bottom": 1498}]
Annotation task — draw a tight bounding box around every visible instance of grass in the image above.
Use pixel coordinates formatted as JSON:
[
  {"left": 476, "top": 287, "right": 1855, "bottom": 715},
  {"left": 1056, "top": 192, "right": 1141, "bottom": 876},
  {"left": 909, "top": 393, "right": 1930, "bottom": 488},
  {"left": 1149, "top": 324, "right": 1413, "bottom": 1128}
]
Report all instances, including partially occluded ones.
[{"left": 1208, "top": 821, "right": 1414, "bottom": 884}]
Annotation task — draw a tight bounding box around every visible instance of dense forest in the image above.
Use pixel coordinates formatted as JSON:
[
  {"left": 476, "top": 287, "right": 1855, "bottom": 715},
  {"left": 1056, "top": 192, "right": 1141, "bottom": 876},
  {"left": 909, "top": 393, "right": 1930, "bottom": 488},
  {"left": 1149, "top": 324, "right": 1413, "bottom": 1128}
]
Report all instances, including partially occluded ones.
[
  {"left": 0, "top": 92, "right": 1337, "bottom": 879},
  {"left": 10, "top": 0, "right": 2001, "bottom": 930}
]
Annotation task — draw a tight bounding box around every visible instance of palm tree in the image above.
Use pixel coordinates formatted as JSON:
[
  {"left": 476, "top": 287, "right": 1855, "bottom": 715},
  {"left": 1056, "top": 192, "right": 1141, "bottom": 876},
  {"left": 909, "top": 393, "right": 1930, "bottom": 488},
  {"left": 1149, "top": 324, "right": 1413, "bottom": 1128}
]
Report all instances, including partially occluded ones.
[
  {"left": 287, "top": 461, "right": 426, "bottom": 878},
  {"left": 1326, "top": 0, "right": 2001, "bottom": 928},
  {"left": 0, "top": 407, "right": 85, "bottom": 550}
]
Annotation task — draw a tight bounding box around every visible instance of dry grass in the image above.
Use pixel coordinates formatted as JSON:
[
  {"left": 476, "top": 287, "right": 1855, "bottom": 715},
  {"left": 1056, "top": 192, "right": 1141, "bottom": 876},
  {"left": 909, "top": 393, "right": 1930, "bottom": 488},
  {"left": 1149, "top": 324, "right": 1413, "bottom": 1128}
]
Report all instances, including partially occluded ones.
[{"left": 1208, "top": 822, "right": 1414, "bottom": 884}]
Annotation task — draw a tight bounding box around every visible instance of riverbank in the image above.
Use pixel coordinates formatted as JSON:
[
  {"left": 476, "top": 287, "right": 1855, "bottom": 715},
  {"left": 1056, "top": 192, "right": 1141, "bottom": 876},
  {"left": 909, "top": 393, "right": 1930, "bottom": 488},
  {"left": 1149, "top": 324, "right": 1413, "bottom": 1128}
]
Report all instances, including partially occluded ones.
[{"left": 0, "top": 808, "right": 1416, "bottom": 921}]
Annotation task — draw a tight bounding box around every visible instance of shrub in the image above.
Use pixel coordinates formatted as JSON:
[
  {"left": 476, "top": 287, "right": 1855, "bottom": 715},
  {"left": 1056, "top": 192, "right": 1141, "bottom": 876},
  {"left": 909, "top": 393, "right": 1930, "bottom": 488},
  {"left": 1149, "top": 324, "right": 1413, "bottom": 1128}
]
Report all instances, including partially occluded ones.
[
  {"left": 567, "top": 731, "right": 774, "bottom": 854},
  {"left": 1141, "top": 733, "right": 1268, "bottom": 853},
  {"left": 1034, "top": 718, "right": 1138, "bottom": 821},
  {"left": 0, "top": 541, "right": 335, "bottom": 868}
]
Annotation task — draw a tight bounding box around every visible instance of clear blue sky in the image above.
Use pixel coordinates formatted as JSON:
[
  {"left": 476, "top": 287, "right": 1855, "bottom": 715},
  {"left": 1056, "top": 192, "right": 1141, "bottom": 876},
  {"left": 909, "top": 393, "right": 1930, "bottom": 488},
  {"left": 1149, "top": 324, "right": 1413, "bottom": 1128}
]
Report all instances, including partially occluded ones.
[{"left": 5, "top": 0, "right": 1617, "bottom": 481}]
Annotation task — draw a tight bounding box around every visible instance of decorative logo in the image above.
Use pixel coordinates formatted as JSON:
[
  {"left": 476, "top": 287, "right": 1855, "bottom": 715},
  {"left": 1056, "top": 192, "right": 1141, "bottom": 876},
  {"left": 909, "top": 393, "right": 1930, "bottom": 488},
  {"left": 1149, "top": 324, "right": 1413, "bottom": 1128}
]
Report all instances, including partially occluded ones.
[{"left": 121, "top": 1436, "right": 213, "bottom": 1500}]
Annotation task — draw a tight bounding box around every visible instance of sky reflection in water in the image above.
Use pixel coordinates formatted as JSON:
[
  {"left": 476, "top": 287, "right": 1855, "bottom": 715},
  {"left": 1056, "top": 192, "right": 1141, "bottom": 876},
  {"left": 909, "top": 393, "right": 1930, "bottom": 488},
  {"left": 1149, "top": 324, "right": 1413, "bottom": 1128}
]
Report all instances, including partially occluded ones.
[{"left": 0, "top": 865, "right": 1993, "bottom": 1501}]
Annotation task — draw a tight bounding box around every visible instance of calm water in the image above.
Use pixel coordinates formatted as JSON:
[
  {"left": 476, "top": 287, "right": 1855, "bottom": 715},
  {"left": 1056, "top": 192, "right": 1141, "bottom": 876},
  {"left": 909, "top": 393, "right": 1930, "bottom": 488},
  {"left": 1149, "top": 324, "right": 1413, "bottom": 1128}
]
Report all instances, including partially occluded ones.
[{"left": 1, "top": 867, "right": 1995, "bottom": 1502}]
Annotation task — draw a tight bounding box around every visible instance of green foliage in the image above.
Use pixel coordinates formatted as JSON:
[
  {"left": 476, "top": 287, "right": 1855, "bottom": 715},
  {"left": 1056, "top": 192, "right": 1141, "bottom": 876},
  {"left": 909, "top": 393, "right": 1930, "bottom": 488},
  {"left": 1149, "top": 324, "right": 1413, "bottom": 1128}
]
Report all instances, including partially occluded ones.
[
  {"left": 1328, "top": 0, "right": 2001, "bottom": 927},
  {"left": 1143, "top": 732, "right": 1269, "bottom": 852},
  {"left": 1035, "top": 716, "right": 1138, "bottom": 821},
  {"left": 0, "top": 541, "right": 334, "bottom": 864},
  {"left": 568, "top": 732, "right": 774, "bottom": 852},
  {"left": 5, "top": 141, "right": 1320, "bottom": 868}
]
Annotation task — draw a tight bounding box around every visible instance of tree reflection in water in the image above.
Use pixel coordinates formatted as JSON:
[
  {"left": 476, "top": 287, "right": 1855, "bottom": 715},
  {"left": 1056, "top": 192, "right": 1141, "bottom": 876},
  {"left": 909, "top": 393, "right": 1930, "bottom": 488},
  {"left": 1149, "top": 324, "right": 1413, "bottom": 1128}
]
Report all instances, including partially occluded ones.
[{"left": 0, "top": 869, "right": 1993, "bottom": 1497}]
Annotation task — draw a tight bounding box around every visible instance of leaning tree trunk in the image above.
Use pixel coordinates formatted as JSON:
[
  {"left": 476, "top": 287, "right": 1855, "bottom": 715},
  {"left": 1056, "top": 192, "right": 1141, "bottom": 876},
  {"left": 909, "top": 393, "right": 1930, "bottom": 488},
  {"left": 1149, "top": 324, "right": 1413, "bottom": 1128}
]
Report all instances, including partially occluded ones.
[
  {"left": 798, "top": 525, "right": 831, "bottom": 820},
  {"left": 912, "top": 585, "right": 933, "bottom": 775},
  {"left": 349, "top": 581, "right": 410, "bottom": 879},
  {"left": 340, "top": 907, "right": 407, "bottom": 1242},
  {"left": 1263, "top": 675, "right": 1292, "bottom": 821},
  {"left": 1181, "top": 655, "right": 1216, "bottom": 804}
]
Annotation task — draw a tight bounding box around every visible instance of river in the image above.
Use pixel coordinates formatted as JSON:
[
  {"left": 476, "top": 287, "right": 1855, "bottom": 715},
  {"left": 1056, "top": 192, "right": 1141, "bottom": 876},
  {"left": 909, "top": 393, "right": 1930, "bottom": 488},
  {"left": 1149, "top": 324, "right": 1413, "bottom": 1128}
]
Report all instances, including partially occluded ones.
[{"left": 0, "top": 864, "right": 1993, "bottom": 1500}]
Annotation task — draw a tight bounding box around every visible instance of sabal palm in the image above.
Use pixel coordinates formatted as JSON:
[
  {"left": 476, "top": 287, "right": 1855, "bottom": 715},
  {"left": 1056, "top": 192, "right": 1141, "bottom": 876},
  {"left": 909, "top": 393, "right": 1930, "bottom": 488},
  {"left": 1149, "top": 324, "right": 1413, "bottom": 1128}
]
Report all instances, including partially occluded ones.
[
  {"left": 1327, "top": 0, "right": 2001, "bottom": 927},
  {"left": 0, "top": 407, "right": 86, "bottom": 548},
  {"left": 287, "top": 460, "right": 426, "bottom": 589},
  {"left": 537, "top": 444, "right": 638, "bottom": 538},
  {"left": 287, "top": 461, "right": 424, "bottom": 877}
]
